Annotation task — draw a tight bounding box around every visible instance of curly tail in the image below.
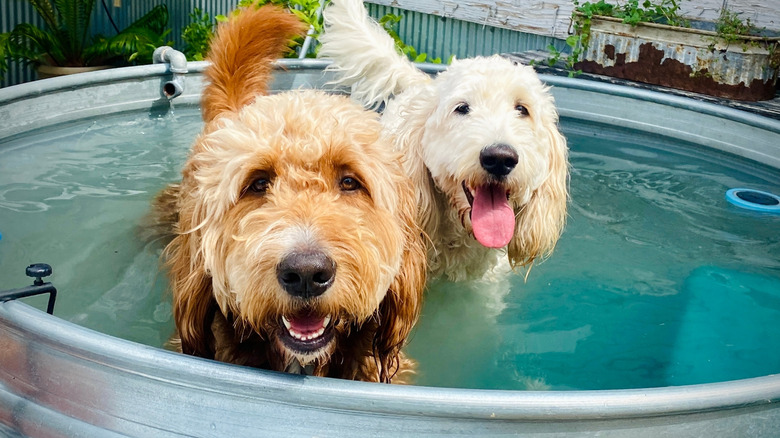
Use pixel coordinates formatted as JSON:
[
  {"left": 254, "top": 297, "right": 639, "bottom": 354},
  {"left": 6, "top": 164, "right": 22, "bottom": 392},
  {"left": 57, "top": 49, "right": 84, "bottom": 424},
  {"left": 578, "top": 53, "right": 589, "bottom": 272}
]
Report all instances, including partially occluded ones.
[
  {"left": 318, "top": 0, "right": 430, "bottom": 108},
  {"left": 201, "top": 5, "right": 307, "bottom": 122}
]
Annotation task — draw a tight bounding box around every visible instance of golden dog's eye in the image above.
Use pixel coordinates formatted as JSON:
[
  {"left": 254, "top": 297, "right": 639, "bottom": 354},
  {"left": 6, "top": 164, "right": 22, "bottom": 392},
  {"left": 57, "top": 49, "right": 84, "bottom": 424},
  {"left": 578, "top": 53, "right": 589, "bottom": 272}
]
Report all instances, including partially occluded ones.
[
  {"left": 250, "top": 178, "right": 270, "bottom": 193},
  {"left": 454, "top": 103, "right": 470, "bottom": 115},
  {"left": 515, "top": 104, "right": 529, "bottom": 116},
  {"left": 246, "top": 172, "right": 273, "bottom": 195},
  {"left": 339, "top": 176, "right": 361, "bottom": 191}
]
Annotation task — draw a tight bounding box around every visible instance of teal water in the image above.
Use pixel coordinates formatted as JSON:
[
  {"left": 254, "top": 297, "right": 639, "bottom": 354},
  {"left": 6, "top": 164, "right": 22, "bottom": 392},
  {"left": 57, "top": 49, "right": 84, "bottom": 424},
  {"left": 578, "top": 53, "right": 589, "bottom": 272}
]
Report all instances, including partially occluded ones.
[
  {"left": 1, "top": 108, "right": 778, "bottom": 390},
  {"left": 0, "top": 110, "right": 194, "bottom": 346}
]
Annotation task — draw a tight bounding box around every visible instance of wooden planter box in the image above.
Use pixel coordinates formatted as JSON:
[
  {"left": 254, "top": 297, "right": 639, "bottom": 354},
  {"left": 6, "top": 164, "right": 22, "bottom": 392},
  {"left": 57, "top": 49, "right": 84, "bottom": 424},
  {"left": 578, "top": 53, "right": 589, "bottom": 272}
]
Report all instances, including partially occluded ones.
[{"left": 574, "top": 15, "right": 780, "bottom": 101}]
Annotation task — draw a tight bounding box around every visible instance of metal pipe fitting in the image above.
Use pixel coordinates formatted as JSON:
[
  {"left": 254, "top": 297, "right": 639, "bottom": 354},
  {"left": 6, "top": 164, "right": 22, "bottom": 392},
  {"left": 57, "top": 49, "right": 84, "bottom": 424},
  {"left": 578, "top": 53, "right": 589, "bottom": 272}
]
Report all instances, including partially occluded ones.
[{"left": 153, "top": 46, "right": 188, "bottom": 100}]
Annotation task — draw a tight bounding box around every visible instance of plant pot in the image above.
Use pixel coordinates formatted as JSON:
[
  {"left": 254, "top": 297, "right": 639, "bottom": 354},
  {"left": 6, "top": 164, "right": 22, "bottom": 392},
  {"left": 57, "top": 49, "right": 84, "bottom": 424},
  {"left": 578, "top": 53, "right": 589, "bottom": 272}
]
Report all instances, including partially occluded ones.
[
  {"left": 573, "top": 15, "right": 780, "bottom": 101},
  {"left": 36, "top": 65, "right": 113, "bottom": 80}
]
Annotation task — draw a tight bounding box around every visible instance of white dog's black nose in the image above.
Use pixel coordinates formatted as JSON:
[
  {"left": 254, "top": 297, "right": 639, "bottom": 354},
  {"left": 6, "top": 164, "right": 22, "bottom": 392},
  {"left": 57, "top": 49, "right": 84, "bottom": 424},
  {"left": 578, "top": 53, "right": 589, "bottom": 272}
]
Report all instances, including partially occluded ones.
[
  {"left": 480, "top": 144, "right": 518, "bottom": 177},
  {"left": 277, "top": 251, "right": 336, "bottom": 298}
]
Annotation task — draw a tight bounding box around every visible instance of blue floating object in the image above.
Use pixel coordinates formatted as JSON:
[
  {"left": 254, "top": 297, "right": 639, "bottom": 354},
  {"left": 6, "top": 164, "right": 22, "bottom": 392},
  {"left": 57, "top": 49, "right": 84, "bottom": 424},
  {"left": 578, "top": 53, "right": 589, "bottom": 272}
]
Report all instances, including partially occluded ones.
[{"left": 725, "top": 188, "right": 780, "bottom": 213}]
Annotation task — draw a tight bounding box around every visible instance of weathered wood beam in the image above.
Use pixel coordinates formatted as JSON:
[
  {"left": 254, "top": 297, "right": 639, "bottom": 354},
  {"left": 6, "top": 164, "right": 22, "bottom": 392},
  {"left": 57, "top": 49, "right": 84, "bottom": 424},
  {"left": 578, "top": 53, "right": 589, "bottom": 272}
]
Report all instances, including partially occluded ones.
[{"left": 366, "top": 0, "right": 780, "bottom": 39}]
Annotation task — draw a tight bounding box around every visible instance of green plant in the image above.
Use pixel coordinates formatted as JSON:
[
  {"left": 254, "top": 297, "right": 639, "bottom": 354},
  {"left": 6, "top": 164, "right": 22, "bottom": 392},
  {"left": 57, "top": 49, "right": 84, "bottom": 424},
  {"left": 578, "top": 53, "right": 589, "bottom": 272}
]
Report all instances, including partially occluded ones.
[
  {"left": 711, "top": 8, "right": 774, "bottom": 54},
  {"left": 711, "top": 9, "right": 778, "bottom": 65},
  {"left": 575, "top": 0, "right": 686, "bottom": 60},
  {"left": 378, "top": 13, "right": 452, "bottom": 64},
  {"left": 0, "top": 33, "right": 9, "bottom": 78},
  {"left": 91, "top": 5, "right": 171, "bottom": 64},
  {"left": 540, "top": 0, "right": 623, "bottom": 74},
  {"left": 616, "top": 0, "right": 687, "bottom": 27},
  {"left": 714, "top": 9, "right": 757, "bottom": 45},
  {"left": 550, "top": 0, "right": 778, "bottom": 77},
  {"left": 548, "top": 0, "right": 714, "bottom": 73},
  {"left": 0, "top": 1, "right": 170, "bottom": 79},
  {"left": 181, "top": 8, "right": 215, "bottom": 61},
  {"left": 541, "top": 44, "right": 580, "bottom": 77}
]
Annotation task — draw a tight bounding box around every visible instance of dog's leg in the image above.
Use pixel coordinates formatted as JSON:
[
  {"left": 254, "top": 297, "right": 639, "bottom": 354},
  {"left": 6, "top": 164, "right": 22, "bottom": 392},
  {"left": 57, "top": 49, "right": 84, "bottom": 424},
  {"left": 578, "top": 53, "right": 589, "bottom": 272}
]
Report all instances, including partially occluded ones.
[
  {"left": 408, "top": 257, "right": 513, "bottom": 387},
  {"left": 407, "top": 273, "right": 511, "bottom": 387}
]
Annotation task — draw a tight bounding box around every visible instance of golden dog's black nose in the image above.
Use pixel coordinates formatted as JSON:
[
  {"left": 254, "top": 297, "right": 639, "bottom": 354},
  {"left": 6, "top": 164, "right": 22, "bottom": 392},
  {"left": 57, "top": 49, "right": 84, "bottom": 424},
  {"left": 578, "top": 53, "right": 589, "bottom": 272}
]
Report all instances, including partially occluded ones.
[
  {"left": 480, "top": 144, "right": 518, "bottom": 177},
  {"left": 277, "top": 251, "right": 336, "bottom": 298}
]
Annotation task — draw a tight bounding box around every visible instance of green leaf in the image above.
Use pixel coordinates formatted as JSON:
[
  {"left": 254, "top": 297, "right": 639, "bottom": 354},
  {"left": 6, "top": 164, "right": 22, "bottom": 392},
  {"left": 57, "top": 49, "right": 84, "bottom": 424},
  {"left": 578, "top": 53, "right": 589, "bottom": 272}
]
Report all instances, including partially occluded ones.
[
  {"left": 27, "top": 0, "right": 59, "bottom": 30},
  {"left": 51, "top": 0, "right": 96, "bottom": 61},
  {"left": 124, "top": 4, "right": 169, "bottom": 34},
  {"left": 182, "top": 8, "right": 215, "bottom": 61},
  {"left": 6, "top": 22, "right": 65, "bottom": 65},
  {"left": 289, "top": 8, "right": 310, "bottom": 25}
]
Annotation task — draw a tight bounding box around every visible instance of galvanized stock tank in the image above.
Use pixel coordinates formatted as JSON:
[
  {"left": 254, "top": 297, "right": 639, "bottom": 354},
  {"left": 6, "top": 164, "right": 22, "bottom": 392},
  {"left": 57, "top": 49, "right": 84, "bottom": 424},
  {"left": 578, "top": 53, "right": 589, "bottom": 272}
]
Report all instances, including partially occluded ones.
[{"left": 1, "top": 59, "right": 779, "bottom": 437}]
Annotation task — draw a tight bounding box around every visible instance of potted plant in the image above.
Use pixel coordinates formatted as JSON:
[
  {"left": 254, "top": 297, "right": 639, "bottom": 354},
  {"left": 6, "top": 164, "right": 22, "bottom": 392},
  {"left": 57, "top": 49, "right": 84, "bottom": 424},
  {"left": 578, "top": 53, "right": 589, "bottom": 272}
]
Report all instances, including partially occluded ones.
[
  {"left": 0, "top": 0, "right": 170, "bottom": 81},
  {"left": 559, "top": 0, "right": 779, "bottom": 101}
]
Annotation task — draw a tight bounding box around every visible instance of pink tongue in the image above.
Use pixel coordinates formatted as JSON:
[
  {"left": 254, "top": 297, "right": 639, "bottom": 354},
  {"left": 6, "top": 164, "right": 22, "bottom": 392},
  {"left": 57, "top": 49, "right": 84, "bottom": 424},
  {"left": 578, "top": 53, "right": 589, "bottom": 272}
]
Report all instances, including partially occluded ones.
[
  {"left": 471, "top": 184, "right": 515, "bottom": 248},
  {"left": 289, "top": 313, "right": 325, "bottom": 334}
]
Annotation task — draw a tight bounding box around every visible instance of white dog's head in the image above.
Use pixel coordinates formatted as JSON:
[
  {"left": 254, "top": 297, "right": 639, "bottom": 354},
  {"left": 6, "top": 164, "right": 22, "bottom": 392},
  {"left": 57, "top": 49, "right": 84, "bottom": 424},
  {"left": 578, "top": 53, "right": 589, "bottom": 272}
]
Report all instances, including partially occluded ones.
[{"left": 393, "top": 55, "right": 568, "bottom": 271}]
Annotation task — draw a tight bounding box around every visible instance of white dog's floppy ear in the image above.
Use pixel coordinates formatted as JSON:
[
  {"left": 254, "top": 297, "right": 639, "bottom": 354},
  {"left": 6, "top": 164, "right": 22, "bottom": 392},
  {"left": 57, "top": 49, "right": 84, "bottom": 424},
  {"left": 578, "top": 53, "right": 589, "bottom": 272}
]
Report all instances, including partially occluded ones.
[
  {"left": 508, "top": 119, "right": 569, "bottom": 269},
  {"left": 390, "top": 87, "right": 441, "bottom": 240}
]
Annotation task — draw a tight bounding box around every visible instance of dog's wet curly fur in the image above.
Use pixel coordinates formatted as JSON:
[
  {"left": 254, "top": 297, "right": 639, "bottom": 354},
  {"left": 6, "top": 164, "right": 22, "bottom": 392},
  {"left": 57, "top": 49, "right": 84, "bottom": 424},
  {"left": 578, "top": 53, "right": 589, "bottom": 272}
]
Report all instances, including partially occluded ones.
[
  {"left": 157, "top": 5, "right": 426, "bottom": 383},
  {"left": 319, "top": 0, "right": 569, "bottom": 281}
]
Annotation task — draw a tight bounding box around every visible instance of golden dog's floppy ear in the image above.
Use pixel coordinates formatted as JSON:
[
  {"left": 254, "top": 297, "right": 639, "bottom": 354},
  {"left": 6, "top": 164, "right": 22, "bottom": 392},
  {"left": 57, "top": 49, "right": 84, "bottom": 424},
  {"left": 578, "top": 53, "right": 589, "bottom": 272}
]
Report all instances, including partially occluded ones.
[
  {"left": 508, "top": 118, "right": 569, "bottom": 269},
  {"left": 373, "top": 179, "right": 427, "bottom": 383},
  {"left": 164, "top": 198, "right": 217, "bottom": 358}
]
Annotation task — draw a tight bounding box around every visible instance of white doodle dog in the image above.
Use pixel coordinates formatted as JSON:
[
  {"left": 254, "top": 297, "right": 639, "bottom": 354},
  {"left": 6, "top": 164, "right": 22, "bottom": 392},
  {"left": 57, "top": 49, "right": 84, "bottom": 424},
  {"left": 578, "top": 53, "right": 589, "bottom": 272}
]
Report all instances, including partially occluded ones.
[{"left": 319, "top": 0, "right": 569, "bottom": 283}]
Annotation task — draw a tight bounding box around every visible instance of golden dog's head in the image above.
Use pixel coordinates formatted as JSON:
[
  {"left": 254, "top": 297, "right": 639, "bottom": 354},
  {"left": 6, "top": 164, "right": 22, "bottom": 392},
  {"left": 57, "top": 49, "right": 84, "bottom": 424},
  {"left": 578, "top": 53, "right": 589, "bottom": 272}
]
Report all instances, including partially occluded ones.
[{"left": 167, "top": 91, "right": 425, "bottom": 382}]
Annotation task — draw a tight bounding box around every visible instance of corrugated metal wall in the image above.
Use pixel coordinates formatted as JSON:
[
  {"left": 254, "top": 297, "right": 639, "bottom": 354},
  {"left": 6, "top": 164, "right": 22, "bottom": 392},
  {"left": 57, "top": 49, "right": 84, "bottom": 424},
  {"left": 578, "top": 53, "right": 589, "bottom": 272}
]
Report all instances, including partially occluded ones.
[
  {"left": 366, "top": 4, "right": 566, "bottom": 61},
  {"left": 1, "top": 0, "right": 565, "bottom": 88}
]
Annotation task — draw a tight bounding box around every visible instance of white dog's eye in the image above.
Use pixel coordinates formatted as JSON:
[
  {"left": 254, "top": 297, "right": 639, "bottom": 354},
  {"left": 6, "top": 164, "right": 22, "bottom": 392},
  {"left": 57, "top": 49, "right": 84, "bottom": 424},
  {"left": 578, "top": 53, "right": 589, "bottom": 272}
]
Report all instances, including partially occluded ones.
[
  {"left": 454, "top": 103, "right": 470, "bottom": 115},
  {"left": 515, "top": 104, "right": 529, "bottom": 116},
  {"left": 339, "top": 176, "right": 362, "bottom": 192}
]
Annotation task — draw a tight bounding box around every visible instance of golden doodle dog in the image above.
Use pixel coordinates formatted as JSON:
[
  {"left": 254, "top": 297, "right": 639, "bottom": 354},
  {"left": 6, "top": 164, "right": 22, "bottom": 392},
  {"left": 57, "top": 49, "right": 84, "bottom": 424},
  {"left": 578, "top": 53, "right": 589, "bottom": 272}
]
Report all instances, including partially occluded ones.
[
  {"left": 159, "top": 5, "right": 426, "bottom": 383},
  {"left": 319, "top": 0, "right": 569, "bottom": 282}
]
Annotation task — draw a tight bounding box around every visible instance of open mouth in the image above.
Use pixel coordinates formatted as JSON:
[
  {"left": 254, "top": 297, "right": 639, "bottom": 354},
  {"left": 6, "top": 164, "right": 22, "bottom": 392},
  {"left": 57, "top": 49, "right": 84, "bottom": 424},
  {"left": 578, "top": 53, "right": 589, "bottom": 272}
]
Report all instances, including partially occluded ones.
[
  {"left": 279, "top": 311, "right": 335, "bottom": 354},
  {"left": 462, "top": 181, "right": 515, "bottom": 249}
]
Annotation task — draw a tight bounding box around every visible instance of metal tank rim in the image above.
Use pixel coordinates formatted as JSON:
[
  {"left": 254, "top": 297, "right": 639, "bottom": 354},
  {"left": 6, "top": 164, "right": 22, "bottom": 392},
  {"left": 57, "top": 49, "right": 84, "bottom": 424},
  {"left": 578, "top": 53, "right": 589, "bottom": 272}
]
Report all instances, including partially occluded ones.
[
  {"left": 2, "top": 300, "right": 780, "bottom": 421},
  {"left": 1, "top": 58, "right": 777, "bottom": 134}
]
